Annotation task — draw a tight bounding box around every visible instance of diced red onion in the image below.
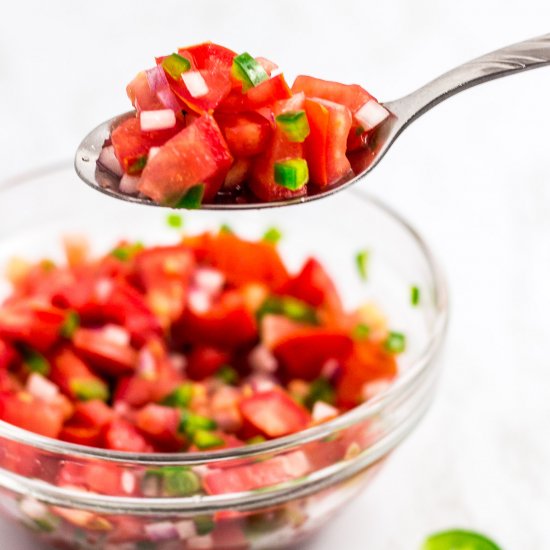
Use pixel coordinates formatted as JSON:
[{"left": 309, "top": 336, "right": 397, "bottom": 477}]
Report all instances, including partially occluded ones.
[
  {"left": 102, "top": 324, "right": 131, "bottom": 346},
  {"left": 19, "top": 497, "right": 49, "bottom": 520},
  {"left": 98, "top": 146, "right": 123, "bottom": 177},
  {"left": 119, "top": 174, "right": 141, "bottom": 195},
  {"left": 188, "top": 288, "right": 211, "bottom": 314},
  {"left": 121, "top": 471, "right": 136, "bottom": 495},
  {"left": 320, "top": 359, "right": 341, "bottom": 382},
  {"left": 187, "top": 534, "right": 214, "bottom": 549},
  {"left": 137, "top": 348, "right": 156, "bottom": 378},
  {"left": 182, "top": 71, "right": 209, "bottom": 98},
  {"left": 175, "top": 519, "right": 197, "bottom": 540},
  {"left": 354, "top": 99, "right": 389, "bottom": 130},
  {"left": 26, "top": 373, "right": 59, "bottom": 402},
  {"left": 249, "top": 345, "right": 277, "bottom": 373},
  {"left": 312, "top": 401, "right": 339, "bottom": 423},
  {"left": 140, "top": 109, "right": 176, "bottom": 132},
  {"left": 191, "top": 465, "right": 211, "bottom": 478},
  {"left": 146, "top": 66, "right": 182, "bottom": 111},
  {"left": 94, "top": 278, "right": 113, "bottom": 303},
  {"left": 193, "top": 268, "right": 225, "bottom": 297},
  {"left": 145, "top": 521, "right": 179, "bottom": 542},
  {"left": 148, "top": 146, "right": 161, "bottom": 160}
]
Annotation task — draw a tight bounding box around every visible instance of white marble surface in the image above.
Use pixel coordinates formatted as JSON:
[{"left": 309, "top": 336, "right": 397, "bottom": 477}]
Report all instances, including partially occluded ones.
[{"left": 1, "top": 1, "right": 550, "bottom": 548}]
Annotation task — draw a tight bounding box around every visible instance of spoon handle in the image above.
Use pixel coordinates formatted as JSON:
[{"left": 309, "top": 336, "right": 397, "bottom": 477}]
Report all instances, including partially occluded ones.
[{"left": 387, "top": 33, "right": 550, "bottom": 126}]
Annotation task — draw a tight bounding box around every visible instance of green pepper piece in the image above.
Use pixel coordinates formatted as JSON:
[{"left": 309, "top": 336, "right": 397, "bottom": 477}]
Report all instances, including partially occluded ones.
[
  {"left": 352, "top": 323, "right": 370, "bottom": 341},
  {"left": 274, "top": 159, "right": 309, "bottom": 190},
  {"left": 180, "top": 411, "right": 217, "bottom": 436},
  {"left": 355, "top": 250, "right": 369, "bottom": 281},
  {"left": 194, "top": 515, "right": 215, "bottom": 535},
  {"left": 166, "top": 213, "right": 183, "bottom": 229},
  {"left": 232, "top": 52, "right": 269, "bottom": 92},
  {"left": 193, "top": 430, "right": 224, "bottom": 450},
  {"left": 162, "top": 53, "right": 191, "bottom": 80},
  {"left": 422, "top": 529, "right": 502, "bottom": 550},
  {"left": 145, "top": 467, "right": 201, "bottom": 497},
  {"left": 70, "top": 378, "right": 109, "bottom": 402},
  {"left": 216, "top": 365, "right": 239, "bottom": 385},
  {"left": 304, "top": 377, "right": 335, "bottom": 409},
  {"left": 162, "top": 383, "right": 194, "bottom": 408},
  {"left": 275, "top": 110, "right": 310, "bottom": 142},
  {"left": 22, "top": 348, "right": 50, "bottom": 376},
  {"left": 174, "top": 184, "right": 205, "bottom": 209},
  {"left": 60, "top": 310, "right": 80, "bottom": 339},
  {"left": 111, "top": 242, "right": 144, "bottom": 262},
  {"left": 262, "top": 227, "right": 283, "bottom": 245},
  {"left": 411, "top": 285, "right": 421, "bottom": 306},
  {"left": 257, "top": 295, "right": 318, "bottom": 325},
  {"left": 384, "top": 331, "right": 406, "bottom": 354}
]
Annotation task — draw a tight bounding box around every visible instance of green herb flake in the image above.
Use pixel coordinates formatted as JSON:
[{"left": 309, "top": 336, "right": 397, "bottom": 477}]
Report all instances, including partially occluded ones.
[
  {"left": 262, "top": 227, "right": 282, "bottom": 245},
  {"left": 60, "top": 310, "right": 80, "bottom": 339},
  {"left": 219, "top": 223, "right": 234, "bottom": 235},
  {"left": 274, "top": 158, "right": 309, "bottom": 190},
  {"left": 231, "top": 52, "right": 269, "bottom": 92},
  {"left": 193, "top": 429, "right": 224, "bottom": 450},
  {"left": 70, "top": 378, "right": 109, "bottom": 402},
  {"left": 166, "top": 213, "right": 183, "bottom": 229},
  {"left": 22, "top": 348, "right": 50, "bottom": 376},
  {"left": 246, "top": 435, "right": 266, "bottom": 445},
  {"left": 411, "top": 285, "right": 420, "bottom": 306},
  {"left": 355, "top": 125, "right": 366, "bottom": 136},
  {"left": 304, "top": 377, "right": 335, "bottom": 410},
  {"left": 180, "top": 411, "right": 217, "bottom": 437},
  {"left": 111, "top": 242, "right": 144, "bottom": 262},
  {"left": 174, "top": 184, "right": 205, "bottom": 210},
  {"left": 352, "top": 323, "right": 370, "bottom": 341},
  {"left": 127, "top": 155, "right": 147, "bottom": 175},
  {"left": 194, "top": 515, "right": 215, "bottom": 536},
  {"left": 384, "top": 331, "right": 406, "bottom": 354},
  {"left": 162, "top": 53, "right": 191, "bottom": 80},
  {"left": 355, "top": 250, "right": 369, "bottom": 281},
  {"left": 257, "top": 295, "right": 318, "bottom": 325},
  {"left": 162, "top": 383, "right": 194, "bottom": 408},
  {"left": 216, "top": 365, "right": 239, "bottom": 385},
  {"left": 275, "top": 110, "right": 310, "bottom": 142},
  {"left": 422, "top": 529, "right": 502, "bottom": 550},
  {"left": 145, "top": 467, "right": 201, "bottom": 497}
]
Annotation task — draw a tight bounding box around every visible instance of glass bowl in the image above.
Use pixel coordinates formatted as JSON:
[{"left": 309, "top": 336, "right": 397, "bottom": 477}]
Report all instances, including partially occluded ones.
[{"left": 0, "top": 165, "right": 448, "bottom": 550}]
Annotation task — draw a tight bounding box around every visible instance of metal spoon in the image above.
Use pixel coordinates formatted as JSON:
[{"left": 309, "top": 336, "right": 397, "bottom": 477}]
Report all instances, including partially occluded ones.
[{"left": 75, "top": 33, "right": 550, "bottom": 210}]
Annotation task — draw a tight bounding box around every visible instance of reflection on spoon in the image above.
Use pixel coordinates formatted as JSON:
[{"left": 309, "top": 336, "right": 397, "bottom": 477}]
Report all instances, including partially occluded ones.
[{"left": 75, "top": 33, "right": 550, "bottom": 210}]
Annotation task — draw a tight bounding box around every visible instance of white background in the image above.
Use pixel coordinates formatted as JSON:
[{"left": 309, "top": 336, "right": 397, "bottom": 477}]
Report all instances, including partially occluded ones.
[{"left": 1, "top": 1, "right": 550, "bottom": 548}]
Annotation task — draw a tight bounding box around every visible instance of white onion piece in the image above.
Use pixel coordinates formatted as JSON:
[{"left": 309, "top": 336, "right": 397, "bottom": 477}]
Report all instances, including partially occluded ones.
[
  {"left": 19, "top": 497, "right": 49, "bottom": 520},
  {"left": 175, "top": 519, "right": 197, "bottom": 540},
  {"left": 279, "top": 450, "right": 311, "bottom": 477},
  {"left": 182, "top": 71, "right": 209, "bottom": 98},
  {"left": 140, "top": 109, "right": 177, "bottom": 131},
  {"left": 248, "top": 373, "right": 277, "bottom": 393},
  {"left": 187, "top": 534, "right": 214, "bottom": 549},
  {"left": 119, "top": 174, "right": 141, "bottom": 195},
  {"left": 121, "top": 471, "right": 136, "bottom": 495},
  {"left": 249, "top": 345, "right": 277, "bottom": 373},
  {"left": 26, "top": 373, "right": 59, "bottom": 402},
  {"left": 94, "top": 278, "right": 113, "bottom": 303},
  {"left": 354, "top": 99, "right": 389, "bottom": 130},
  {"left": 148, "top": 146, "right": 161, "bottom": 160},
  {"left": 145, "top": 521, "right": 179, "bottom": 542},
  {"left": 188, "top": 288, "right": 211, "bottom": 314},
  {"left": 137, "top": 348, "right": 156, "bottom": 378},
  {"left": 193, "top": 268, "right": 225, "bottom": 296},
  {"left": 169, "top": 352, "right": 187, "bottom": 372},
  {"left": 102, "top": 324, "right": 130, "bottom": 346},
  {"left": 362, "top": 379, "right": 391, "bottom": 401},
  {"left": 98, "top": 146, "right": 123, "bottom": 177},
  {"left": 312, "top": 401, "right": 339, "bottom": 423}
]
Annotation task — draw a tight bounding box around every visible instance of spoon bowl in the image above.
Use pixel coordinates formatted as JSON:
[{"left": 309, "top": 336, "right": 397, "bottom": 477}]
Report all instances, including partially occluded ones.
[{"left": 75, "top": 33, "right": 550, "bottom": 210}]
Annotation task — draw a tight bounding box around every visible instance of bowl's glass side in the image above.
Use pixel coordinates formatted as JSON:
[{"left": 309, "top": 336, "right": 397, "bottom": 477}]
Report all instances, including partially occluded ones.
[{"left": 0, "top": 167, "right": 447, "bottom": 549}]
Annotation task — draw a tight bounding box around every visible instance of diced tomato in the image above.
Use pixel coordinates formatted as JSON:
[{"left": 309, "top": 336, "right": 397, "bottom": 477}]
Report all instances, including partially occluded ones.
[
  {"left": 104, "top": 418, "right": 152, "bottom": 452},
  {"left": 0, "top": 392, "right": 64, "bottom": 438},
  {"left": 337, "top": 340, "right": 397, "bottom": 407},
  {"left": 283, "top": 257, "right": 343, "bottom": 316},
  {"left": 0, "top": 300, "right": 65, "bottom": 353},
  {"left": 73, "top": 327, "right": 137, "bottom": 375},
  {"left": 203, "top": 449, "right": 311, "bottom": 494},
  {"left": 0, "top": 339, "right": 17, "bottom": 370},
  {"left": 260, "top": 314, "right": 305, "bottom": 350},
  {"left": 292, "top": 75, "right": 375, "bottom": 113},
  {"left": 187, "top": 232, "right": 289, "bottom": 289},
  {"left": 186, "top": 345, "right": 231, "bottom": 380},
  {"left": 72, "top": 399, "right": 114, "bottom": 428},
  {"left": 135, "top": 404, "right": 183, "bottom": 448},
  {"left": 304, "top": 97, "right": 352, "bottom": 187},
  {"left": 175, "top": 290, "right": 257, "bottom": 349},
  {"left": 138, "top": 114, "right": 233, "bottom": 205},
  {"left": 110, "top": 117, "right": 184, "bottom": 175},
  {"left": 240, "top": 390, "right": 310, "bottom": 438},
  {"left": 50, "top": 347, "right": 107, "bottom": 400},
  {"left": 59, "top": 423, "right": 103, "bottom": 447},
  {"left": 179, "top": 42, "right": 237, "bottom": 72},
  {"left": 58, "top": 462, "right": 137, "bottom": 496},
  {"left": 347, "top": 125, "right": 370, "bottom": 151},
  {"left": 223, "top": 157, "right": 252, "bottom": 189},
  {"left": 273, "top": 328, "right": 353, "bottom": 380},
  {"left": 133, "top": 245, "right": 195, "bottom": 326},
  {"left": 216, "top": 112, "right": 272, "bottom": 157}
]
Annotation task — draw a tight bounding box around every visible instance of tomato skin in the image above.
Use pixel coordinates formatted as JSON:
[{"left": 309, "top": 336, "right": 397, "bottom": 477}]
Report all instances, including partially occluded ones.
[
  {"left": 179, "top": 42, "right": 237, "bottom": 72},
  {"left": 304, "top": 98, "right": 352, "bottom": 187},
  {"left": 216, "top": 112, "right": 272, "bottom": 157},
  {"left": 240, "top": 390, "right": 310, "bottom": 438},
  {"left": 186, "top": 345, "right": 231, "bottom": 380},
  {"left": 135, "top": 404, "right": 183, "bottom": 448},
  {"left": 110, "top": 117, "right": 183, "bottom": 175},
  {"left": 0, "top": 392, "right": 65, "bottom": 438},
  {"left": 292, "top": 75, "right": 374, "bottom": 113},
  {"left": 0, "top": 301, "right": 66, "bottom": 353},
  {"left": 72, "top": 400, "right": 114, "bottom": 428},
  {"left": 0, "top": 339, "right": 17, "bottom": 370},
  {"left": 273, "top": 328, "right": 353, "bottom": 380},
  {"left": 59, "top": 424, "right": 103, "bottom": 447},
  {"left": 104, "top": 418, "right": 152, "bottom": 452},
  {"left": 73, "top": 327, "right": 137, "bottom": 375},
  {"left": 175, "top": 290, "right": 258, "bottom": 349},
  {"left": 139, "top": 114, "right": 233, "bottom": 205},
  {"left": 337, "top": 340, "right": 397, "bottom": 407}
]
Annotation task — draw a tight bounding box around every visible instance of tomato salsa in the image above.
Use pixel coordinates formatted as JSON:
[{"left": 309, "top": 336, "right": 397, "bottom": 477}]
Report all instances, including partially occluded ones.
[{"left": 99, "top": 42, "right": 390, "bottom": 207}]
